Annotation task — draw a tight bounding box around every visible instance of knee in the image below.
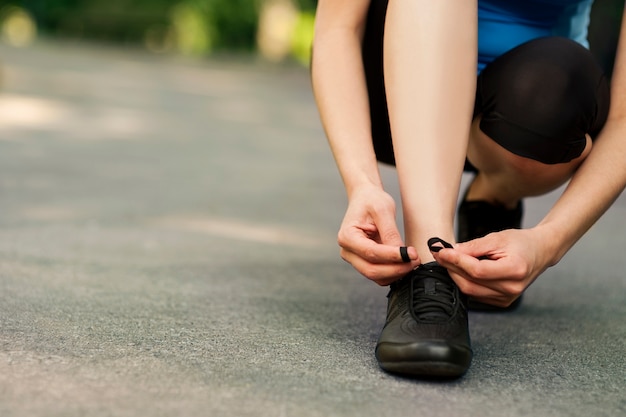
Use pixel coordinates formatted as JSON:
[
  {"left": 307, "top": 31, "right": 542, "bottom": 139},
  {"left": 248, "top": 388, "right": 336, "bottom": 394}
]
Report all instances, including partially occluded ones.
[
  {"left": 477, "top": 37, "right": 609, "bottom": 164},
  {"left": 484, "top": 37, "right": 600, "bottom": 127}
]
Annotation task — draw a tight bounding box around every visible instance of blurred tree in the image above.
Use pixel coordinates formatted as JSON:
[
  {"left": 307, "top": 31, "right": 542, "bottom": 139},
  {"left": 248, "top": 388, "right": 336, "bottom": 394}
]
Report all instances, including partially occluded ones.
[
  {"left": 204, "top": 0, "right": 260, "bottom": 51},
  {"left": 0, "top": 4, "right": 37, "bottom": 47},
  {"left": 292, "top": 0, "right": 316, "bottom": 11},
  {"left": 5, "top": 0, "right": 262, "bottom": 52}
]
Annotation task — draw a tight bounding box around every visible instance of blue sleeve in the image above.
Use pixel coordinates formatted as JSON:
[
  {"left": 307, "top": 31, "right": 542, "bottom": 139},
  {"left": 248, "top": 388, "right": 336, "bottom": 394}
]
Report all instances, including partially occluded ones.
[{"left": 477, "top": 0, "right": 594, "bottom": 72}]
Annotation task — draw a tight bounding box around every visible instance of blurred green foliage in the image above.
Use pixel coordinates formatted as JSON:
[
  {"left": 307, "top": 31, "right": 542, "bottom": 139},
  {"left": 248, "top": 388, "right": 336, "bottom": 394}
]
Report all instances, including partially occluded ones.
[
  {"left": 2, "top": 0, "right": 622, "bottom": 71},
  {"left": 8, "top": 0, "right": 171, "bottom": 42},
  {"left": 3, "top": 0, "right": 318, "bottom": 54}
]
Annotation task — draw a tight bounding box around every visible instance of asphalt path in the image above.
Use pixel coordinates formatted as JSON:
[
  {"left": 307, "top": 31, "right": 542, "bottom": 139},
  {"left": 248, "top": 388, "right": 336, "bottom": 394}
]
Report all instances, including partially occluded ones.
[{"left": 0, "top": 41, "right": 624, "bottom": 417}]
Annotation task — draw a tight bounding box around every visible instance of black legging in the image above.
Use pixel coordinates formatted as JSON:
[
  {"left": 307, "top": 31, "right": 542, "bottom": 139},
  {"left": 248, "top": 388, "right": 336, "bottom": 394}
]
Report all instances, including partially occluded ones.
[{"left": 362, "top": 0, "right": 610, "bottom": 167}]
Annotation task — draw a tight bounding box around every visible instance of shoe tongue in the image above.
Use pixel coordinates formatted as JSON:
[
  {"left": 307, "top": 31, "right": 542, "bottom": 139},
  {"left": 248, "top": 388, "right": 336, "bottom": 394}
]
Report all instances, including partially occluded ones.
[
  {"left": 424, "top": 278, "right": 438, "bottom": 296},
  {"left": 413, "top": 277, "right": 455, "bottom": 321}
]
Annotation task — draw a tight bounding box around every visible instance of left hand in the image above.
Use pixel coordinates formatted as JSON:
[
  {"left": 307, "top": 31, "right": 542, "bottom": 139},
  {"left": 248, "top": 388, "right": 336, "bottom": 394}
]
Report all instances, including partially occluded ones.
[{"left": 432, "top": 228, "right": 557, "bottom": 308}]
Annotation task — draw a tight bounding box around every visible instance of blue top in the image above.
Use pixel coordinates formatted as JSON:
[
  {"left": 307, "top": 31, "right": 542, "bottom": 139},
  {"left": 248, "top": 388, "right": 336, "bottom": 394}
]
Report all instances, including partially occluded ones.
[{"left": 478, "top": 0, "right": 595, "bottom": 72}]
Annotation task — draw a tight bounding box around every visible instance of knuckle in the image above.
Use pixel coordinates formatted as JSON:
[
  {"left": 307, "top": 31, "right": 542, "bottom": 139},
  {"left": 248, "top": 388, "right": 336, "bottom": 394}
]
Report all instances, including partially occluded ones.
[
  {"left": 502, "top": 281, "right": 524, "bottom": 296},
  {"left": 336, "top": 231, "right": 344, "bottom": 244},
  {"left": 363, "top": 248, "right": 377, "bottom": 262},
  {"left": 361, "top": 266, "right": 380, "bottom": 281},
  {"left": 362, "top": 265, "right": 394, "bottom": 283},
  {"left": 395, "top": 265, "right": 411, "bottom": 277},
  {"left": 380, "top": 230, "right": 399, "bottom": 243},
  {"left": 467, "top": 265, "right": 486, "bottom": 280},
  {"left": 512, "top": 282, "right": 526, "bottom": 295},
  {"left": 455, "top": 279, "right": 474, "bottom": 295},
  {"left": 511, "top": 263, "right": 529, "bottom": 280},
  {"left": 492, "top": 299, "right": 510, "bottom": 308},
  {"left": 337, "top": 232, "right": 349, "bottom": 249}
]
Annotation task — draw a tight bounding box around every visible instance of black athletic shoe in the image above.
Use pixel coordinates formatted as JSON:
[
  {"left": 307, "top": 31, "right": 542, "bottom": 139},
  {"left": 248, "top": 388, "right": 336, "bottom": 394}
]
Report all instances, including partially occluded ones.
[
  {"left": 457, "top": 187, "right": 524, "bottom": 312},
  {"left": 457, "top": 199, "right": 523, "bottom": 243},
  {"left": 375, "top": 262, "right": 472, "bottom": 378}
]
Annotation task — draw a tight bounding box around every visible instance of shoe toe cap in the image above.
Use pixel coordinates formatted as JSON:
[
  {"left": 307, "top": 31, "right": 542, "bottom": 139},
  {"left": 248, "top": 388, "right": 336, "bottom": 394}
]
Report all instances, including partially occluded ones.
[{"left": 376, "top": 340, "right": 472, "bottom": 378}]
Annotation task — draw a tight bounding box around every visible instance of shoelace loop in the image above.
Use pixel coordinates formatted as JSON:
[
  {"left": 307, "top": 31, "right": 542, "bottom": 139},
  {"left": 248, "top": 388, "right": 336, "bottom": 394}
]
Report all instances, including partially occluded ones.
[{"left": 427, "top": 237, "right": 454, "bottom": 253}]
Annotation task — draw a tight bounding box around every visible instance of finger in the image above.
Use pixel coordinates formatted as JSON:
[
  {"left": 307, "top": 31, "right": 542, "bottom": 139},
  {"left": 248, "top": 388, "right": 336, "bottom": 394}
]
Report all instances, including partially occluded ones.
[
  {"left": 440, "top": 266, "right": 516, "bottom": 308},
  {"left": 340, "top": 248, "right": 417, "bottom": 285},
  {"left": 471, "top": 294, "right": 520, "bottom": 309},
  {"left": 399, "top": 246, "right": 411, "bottom": 263},
  {"left": 452, "top": 235, "right": 505, "bottom": 260},
  {"left": 350, "top": 240, "right": 419, "bottom": 265},
  {"left": 464, "top": 288, "right": 513, "bottom": 308},
  {"left": 340, "top": 229, "right": 419, "bottom": 264},
  {"left": 451, "top": 273, "right": 505, "bottom": 300},
  {"left": 434, "top": 248, "right": 516, "bottom": 282},
  {"left": 440, "top": 252, "right": 528, "bottom": 301},
  {"left": 455, "top": 277, "right": 519, "bottom": 308}
]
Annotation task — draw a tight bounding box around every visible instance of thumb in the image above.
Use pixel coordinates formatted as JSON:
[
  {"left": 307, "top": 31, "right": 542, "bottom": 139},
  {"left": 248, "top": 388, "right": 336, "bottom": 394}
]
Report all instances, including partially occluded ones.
[
  {"left": 433, "top": 247, "right": 484, "bottom": 280},
  {"left": 450, "top": 236, "right": 497, "bottom": 259},
  {"left": 433, "top": 246, "right": 462, "bottom": 267}
]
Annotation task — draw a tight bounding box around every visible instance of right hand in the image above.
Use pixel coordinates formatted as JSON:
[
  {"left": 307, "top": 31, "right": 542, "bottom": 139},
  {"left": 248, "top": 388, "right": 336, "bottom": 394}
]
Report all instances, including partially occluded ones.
[
  {"left": 337, "top": 185, "right": 420, "bottom": 285},
  {"left": 433, "top": 227, "right": 556, "bottom": 308}
]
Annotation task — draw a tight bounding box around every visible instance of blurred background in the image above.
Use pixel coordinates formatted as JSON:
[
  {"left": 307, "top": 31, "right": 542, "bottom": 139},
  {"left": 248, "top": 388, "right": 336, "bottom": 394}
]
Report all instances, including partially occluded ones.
[
  {"left": 0, "top": 4, "right": 624, "bottom": 416},
  {"left": 0, "top": 0, "right": 624, "bottom": 70},
  {"left": 0, "top": 0, "right": 317, "bottom": 65}
]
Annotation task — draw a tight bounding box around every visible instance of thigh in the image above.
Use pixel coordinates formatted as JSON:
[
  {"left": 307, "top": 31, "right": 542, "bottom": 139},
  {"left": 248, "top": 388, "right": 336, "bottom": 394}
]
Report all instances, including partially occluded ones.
[{"left": 362, "top": 0, "right": 394, "bottom": 165}]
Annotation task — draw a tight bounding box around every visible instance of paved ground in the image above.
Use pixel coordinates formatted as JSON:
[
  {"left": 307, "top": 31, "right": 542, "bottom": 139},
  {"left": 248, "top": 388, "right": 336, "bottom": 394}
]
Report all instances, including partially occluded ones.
[{"left": 0, "top": 41, "right": 624, "bottom": 417}]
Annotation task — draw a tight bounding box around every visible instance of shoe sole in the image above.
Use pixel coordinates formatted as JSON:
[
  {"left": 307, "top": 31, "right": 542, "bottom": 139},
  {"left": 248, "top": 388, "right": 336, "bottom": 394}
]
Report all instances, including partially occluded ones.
[
  {"left": 376, "top": 341, "right": 472, "bottom": 378},
  {"left": 378, "top": 360, "right": 469, "bottom": 378}
]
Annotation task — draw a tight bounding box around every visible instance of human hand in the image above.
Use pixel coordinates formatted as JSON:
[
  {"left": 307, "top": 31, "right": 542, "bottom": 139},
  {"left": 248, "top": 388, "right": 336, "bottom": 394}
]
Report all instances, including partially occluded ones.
[
  {"left": 432, "top": 228, "right": 557, "bottom": 307},
  {"left": 338, "top": 185, "right": 420, "bottom": 286}
]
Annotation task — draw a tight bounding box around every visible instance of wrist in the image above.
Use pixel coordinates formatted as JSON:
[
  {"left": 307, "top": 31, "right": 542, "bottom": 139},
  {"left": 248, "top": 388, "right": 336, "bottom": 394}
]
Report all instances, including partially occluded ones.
[
  {"left": 530, "top": 222, "right": 570, "bottom": 267},
  {"left": 343, "top": 171, "right": 384, "bottom": 199}
]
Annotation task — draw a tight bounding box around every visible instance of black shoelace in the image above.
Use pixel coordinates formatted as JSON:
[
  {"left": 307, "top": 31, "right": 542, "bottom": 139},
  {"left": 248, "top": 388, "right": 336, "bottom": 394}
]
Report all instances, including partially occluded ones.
[
  {"left": 410, "top": 238, "right": 458, "bottom": 322},
  {"left": 411, "top": 271, "right": 457, "bottom": 322}
]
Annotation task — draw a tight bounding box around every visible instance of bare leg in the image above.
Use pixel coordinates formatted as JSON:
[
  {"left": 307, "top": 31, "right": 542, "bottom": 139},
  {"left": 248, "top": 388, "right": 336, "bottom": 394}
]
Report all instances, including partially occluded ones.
[
  {"left": 466, "top": 117, "right": 593, "bottom": 207},
  {"left": 384, "top": 0, "right": 477, "bottom": 263}
]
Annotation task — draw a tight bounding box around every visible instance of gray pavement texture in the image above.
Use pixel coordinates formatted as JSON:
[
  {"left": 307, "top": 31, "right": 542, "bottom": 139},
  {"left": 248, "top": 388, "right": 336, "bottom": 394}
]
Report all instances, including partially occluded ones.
[{"left": 0, "top": 41, "right": 624, "bottom": 417}]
